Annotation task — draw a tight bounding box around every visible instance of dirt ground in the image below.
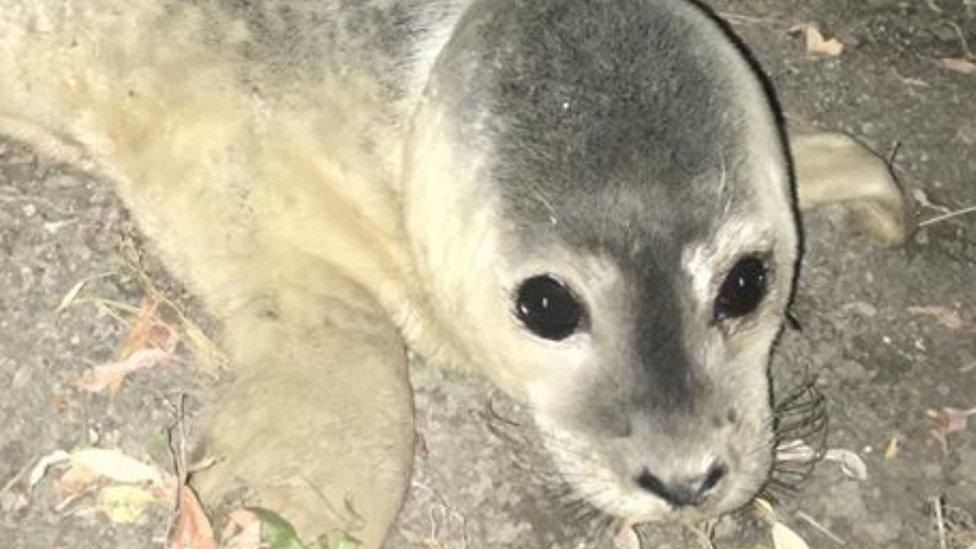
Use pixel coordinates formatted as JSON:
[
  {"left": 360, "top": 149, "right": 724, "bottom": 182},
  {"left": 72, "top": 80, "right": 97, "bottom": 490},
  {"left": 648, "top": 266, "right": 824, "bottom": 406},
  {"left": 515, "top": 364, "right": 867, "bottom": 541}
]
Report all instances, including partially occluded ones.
[{"left": 1, "top": 1, "right": 974, "bottom": 548}]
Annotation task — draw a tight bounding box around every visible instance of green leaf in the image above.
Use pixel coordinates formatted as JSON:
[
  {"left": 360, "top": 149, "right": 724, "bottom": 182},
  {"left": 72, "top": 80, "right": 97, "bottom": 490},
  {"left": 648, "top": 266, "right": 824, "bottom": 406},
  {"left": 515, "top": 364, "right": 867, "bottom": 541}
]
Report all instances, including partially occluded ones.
[
  {"left": 332, "top": 533, "right": 362, "bottom": 549},
  {"left": 247, "top": 507, "right": 308, "bottom": 549}
]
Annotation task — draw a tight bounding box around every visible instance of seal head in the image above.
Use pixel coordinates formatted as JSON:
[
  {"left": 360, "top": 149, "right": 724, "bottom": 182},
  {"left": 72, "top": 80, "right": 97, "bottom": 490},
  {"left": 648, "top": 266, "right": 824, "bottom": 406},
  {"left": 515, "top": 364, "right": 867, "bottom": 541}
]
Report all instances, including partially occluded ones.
[{"left": 404, "top": 0, "right": 797, "bottom": 522}]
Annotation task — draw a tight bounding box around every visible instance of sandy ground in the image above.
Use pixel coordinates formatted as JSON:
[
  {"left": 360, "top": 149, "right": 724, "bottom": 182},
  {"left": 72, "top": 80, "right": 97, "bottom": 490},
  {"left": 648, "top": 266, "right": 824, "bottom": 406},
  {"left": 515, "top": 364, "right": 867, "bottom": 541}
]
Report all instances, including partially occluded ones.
[{"left": 1, "top": 1, "right": 974, "bottom": 548}]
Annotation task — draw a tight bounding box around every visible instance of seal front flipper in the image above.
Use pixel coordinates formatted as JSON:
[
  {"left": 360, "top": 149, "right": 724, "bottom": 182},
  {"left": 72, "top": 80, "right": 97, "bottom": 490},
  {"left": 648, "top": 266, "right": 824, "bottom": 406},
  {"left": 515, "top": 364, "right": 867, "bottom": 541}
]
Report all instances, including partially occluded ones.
[
  {"left": 789, "top": 130, "right": 909, "bottom": 246},
  {"left": 192, "top": 276, "right": 414, "bottom": 548}
]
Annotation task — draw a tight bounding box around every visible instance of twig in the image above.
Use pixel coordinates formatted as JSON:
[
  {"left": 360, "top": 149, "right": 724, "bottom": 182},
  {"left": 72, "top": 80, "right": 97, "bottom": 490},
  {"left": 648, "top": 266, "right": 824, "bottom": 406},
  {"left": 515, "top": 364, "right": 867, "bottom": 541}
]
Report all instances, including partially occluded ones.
[
  {"left": 887, "top": 140, "right": 902, "bottom": 165},
  {"left": 165, "top": 394, "right": 189, "bottom": 541},
  {"left": 796, "top": 511, "right": 847, "bottom": 546},
  {"left": 946, "top": 20, "right": 975, "bottom": 59},
  {"left": 0, "top": 458, "right": 33, "bottom": 497},
  {"left": 718, "top": 11, "right": 784, "bottom": 27},
  {"left": 918, "top": 204, "right": 976, "bottom": 228},
  {"left": 933, "top": 496, "right": 947, "bottom": 549}
]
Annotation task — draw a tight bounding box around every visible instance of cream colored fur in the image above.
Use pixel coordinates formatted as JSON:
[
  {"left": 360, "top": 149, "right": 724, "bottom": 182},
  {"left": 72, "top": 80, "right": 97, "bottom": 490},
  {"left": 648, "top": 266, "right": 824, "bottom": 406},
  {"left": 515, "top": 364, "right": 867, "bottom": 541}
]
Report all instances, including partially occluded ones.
[
  {"left": 0, "top": 2, "right": 433, "bottom": 545},
  {"left": 0, "top": 1, "right": 906, "bottom": 546}
]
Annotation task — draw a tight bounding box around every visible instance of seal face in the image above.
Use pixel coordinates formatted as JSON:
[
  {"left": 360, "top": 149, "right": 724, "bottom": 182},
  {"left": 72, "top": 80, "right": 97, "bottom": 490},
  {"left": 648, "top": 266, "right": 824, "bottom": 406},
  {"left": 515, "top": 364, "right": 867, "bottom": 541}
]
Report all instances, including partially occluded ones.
[{"left": 404, "top": 0, "right": 798, "bottom": 523}]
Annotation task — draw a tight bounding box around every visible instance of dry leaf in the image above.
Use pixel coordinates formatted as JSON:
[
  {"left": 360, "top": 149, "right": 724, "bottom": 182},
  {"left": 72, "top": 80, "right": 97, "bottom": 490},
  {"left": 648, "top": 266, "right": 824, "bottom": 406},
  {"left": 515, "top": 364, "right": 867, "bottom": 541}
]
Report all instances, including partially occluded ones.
[
  {"left": 884, "top": 437, "right": 900, "bottom": 460},
  {"left": 754, "top": 499, "right": 813, "bottom": 549},
  {"left": 118, "top": 297, "right": 180, "bottom": 360},
  {"left": 823, "top": 448, "right": 868, "bottom": 480},
  {"left": 772, "top": 522, "right": 813, "bottom": 549},
  {"left": 907, "top": 305, "right": 967, "bottom": 331},
  {"left": 97, "top": 485, "right": 159, "bottom": 524},
  {"left": 74, "top": 348, "right": 175, "bottom": 394},
  {"left": 69, "top": 448, "right": 164, "bottom": 486},
  {"left": 936, "top": 57, "right": 976, "bottom": 75},
  {"left": 220, "top": 509, "right": 262, "bottom": 549},
  {"left": 57, "top": 464, "right": 100, "bottom": 495},
  {"left": 928, "top": 406, "right": 976, "bottom": 454},
  {"left": 28, "top": 449, "right": 70, "bottom": 489},
  {"left": 789, "top": 23, "right": 844, "bottom": 57},
  {"left": 171, "top": 485, "right": 217, "bottom": 549}
]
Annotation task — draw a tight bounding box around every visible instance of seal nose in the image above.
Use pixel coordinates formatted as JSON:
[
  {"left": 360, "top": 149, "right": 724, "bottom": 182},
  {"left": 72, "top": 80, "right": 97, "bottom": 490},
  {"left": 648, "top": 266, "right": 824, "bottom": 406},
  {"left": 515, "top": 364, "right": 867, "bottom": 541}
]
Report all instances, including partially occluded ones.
[{"left": 635, "top": 461, "right": 728, "bottom": 507}]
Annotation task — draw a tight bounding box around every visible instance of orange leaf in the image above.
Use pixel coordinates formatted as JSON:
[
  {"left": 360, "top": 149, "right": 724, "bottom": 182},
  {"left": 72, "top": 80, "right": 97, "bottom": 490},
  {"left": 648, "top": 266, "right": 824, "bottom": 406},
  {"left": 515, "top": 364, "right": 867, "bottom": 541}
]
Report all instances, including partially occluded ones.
[
  {"left": 74, "top": 348, "right": 174, "bottom": 394},
  {"left": 220, "top": 509, "right": 262, "bottom": 549},
  {"left": 171, "top": 485, "right": 216, "bottom": 549},
  {"left": 119, "top": 297, "right": 180, "bottom": 360},
  {"left": 57, "top": 464, "right": 100, "bottom": 495}
]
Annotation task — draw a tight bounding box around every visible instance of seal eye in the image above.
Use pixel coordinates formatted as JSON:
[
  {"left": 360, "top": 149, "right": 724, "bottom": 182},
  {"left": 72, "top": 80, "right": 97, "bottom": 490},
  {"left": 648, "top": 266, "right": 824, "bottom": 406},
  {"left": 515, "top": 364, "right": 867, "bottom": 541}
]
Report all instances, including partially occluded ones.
[
  {"left": 714, "top": 256, "right": 767, "bottom": 321},
  {"left": 514, "top": 275, "right": 583, "bottom": 340}
]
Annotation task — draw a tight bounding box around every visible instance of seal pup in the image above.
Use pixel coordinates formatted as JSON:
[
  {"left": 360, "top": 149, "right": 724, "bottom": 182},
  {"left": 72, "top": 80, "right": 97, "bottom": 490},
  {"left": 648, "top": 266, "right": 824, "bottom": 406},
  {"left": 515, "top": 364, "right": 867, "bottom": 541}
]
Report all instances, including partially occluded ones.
[{"left": 0, "top": 0, "right": 905, "bottom": 545}]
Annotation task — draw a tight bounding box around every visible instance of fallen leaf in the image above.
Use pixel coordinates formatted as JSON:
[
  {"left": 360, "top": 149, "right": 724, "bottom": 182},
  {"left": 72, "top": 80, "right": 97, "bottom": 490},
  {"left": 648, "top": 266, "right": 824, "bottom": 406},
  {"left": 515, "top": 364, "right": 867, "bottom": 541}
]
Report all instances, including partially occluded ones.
[
  {"left": 220, "top": 509, "right": 262, "bottom": 549},
  {"left": 331, "top": 534, "right": 362, "bottom": 549},
  {"left": 823, "top": 448, "right": 868, "bottom": 481},
  {"left": 248, "top": 507, "right": 307, "bottom": 549},
  {"left": 119, "top": 297, "right": 180, "bottom": 360},
  {"left": 772, "top": 522, "right": 812, "bottom": 549},
  {"left": 884, "top": 437, "right": 900, "bottom": 460},
  {"left": 789, "top": 23, "right": 844, "bottom": 57},
  {"left": 754, "top": 499, "right": 813, "bottom": 549},
  {"left": 74, "top": 348, "right": 175, "bottom": 394},
  {"left": 69, "top": 448, "right": 164, "bottom": 486},
  {"left": 936, "top": 57, "right": 976, "bottom": 74},
  {"left": 97, "top": 484, "right": 159, "bottom": 524},
  {"left": 929, "top": 406, "right": 976, "bottom": 451},
  {"left": 908, "top": 305, "right": 968, "bottom": 331},
  {"left": 56, "top": 464, "right": 100, "bottom": 495},
  {"left": 171, "top": 485, "right": 217, "bottom": 549},
  {"left": 928, "top": 406, "right": 976, "bottom": 455},
  {"left": 754, "top": 497, "right": 777, "bottom": 521},
  {"left": 28, "top": 449, "right": 71, "bottom": 489}
]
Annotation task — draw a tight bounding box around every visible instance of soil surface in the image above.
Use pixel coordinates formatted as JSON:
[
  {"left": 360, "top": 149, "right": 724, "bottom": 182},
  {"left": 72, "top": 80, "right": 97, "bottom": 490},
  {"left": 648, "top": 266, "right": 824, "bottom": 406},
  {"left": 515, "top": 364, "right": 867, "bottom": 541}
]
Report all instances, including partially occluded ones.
[{"left": 1, "top": 1, "right": 974, "bottom": 548}]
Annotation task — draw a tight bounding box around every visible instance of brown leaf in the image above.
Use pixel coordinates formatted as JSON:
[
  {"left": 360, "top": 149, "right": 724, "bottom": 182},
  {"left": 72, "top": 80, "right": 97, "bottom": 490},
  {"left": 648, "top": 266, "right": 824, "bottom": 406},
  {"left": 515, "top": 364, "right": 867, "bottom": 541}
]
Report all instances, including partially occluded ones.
[
  {"left": 56, "top": 464, "right": 100, "bottom": 495},
  {"left": 908, "top": 305, "right": 968, "bottom": 331},
  {"left": 74, "top": 348, "right": 175, "bottom": 394},
  {"left": 928, "top": 406, "right": 976, "bottom": 454},
  {"left": 171, "top": 485, "right": 217, "bottom": 549},
  {"left": 789, "top": 23, "right": 844, "bottom": 57},
  {"left": 220, "top": 509, "right": 262, "bottom": 549},
  {"left": 936, "top": 57, "right": 976, "bottom": 75},
  {"left": 119, "top": 297, "right": 180, "bottom": 360}
]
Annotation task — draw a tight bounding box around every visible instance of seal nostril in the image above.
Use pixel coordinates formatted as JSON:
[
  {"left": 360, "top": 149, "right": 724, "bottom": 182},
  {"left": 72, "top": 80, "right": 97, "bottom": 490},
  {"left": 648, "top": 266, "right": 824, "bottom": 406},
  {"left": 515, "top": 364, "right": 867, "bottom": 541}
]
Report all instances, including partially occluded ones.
[
  {"left": 699, "top": 461, "right": 728, "bottom": 495},
  {"left": 636, "top": 469, "right": 670, "bottom": 499}
]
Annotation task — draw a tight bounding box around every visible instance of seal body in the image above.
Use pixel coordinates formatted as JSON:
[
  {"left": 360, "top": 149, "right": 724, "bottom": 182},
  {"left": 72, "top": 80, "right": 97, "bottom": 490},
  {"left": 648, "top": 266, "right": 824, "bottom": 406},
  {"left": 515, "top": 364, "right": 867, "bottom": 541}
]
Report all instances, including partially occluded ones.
[{"left": 0, "top": 0, "right": 806, "bottom": 544}]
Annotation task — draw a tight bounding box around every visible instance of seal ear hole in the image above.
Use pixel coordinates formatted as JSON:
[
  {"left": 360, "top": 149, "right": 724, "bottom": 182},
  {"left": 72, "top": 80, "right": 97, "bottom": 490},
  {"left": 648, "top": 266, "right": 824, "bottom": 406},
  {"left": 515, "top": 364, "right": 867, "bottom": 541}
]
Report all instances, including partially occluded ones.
[
  {"left": 514, "top": 275, "right": 585, "bottom": 341},
  {"left": 713, "top": 256, "right": 768, "bottom": 321}
]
